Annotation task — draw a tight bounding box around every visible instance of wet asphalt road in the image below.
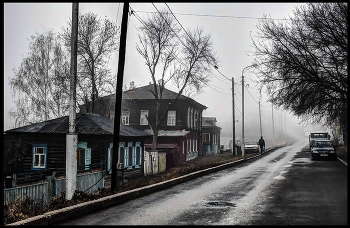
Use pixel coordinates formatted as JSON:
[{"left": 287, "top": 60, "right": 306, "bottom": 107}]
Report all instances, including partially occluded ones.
[{"left": 59, "top": 139, "right": 347, "bottom": 225}]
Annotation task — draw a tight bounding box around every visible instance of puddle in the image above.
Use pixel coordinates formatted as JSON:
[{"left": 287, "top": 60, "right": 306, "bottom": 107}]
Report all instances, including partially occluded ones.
[
  {"left": 291, "top": 158, "right": 310, "bottom": 164},
  {"left": 280, "top": 171, "right": 288, "bottom": 174},
  {"left": 283, "top": 164, "right": 292, "bottom": 168}
]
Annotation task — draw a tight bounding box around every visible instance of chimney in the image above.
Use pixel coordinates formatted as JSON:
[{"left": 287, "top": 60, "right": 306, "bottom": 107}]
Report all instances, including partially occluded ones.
[{"left": 129, "top": 81, "right": 135, "bottom": 90}]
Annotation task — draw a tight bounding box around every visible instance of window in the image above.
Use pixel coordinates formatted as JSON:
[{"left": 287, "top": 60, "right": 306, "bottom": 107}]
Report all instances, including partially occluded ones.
[
  {"left": 121, "top": 111, "right": 130, "bottom": 125},
  {"left": 187, "top": 108, "right": 190, "bottom": 128},
  {"left": 110, "top": 110, "right": 115, "bottom": 120},
  {"left": 140, "top": 110, "right": 149, "bottom": 125},
  {"left": 194, "top": 110, "right": 197, "bottom": 129},
  {"left": 202, "top": 133, "right": 210, "bottom": 143},
  {"left": 190, "top": 109, "right": 193, "bottom": 129},
  {"left": 167, "top": 110, "right": 176, "bottom": 126},
  {"left": 136, "top": 147, "right": 141, "bottom": 165},
  {"left": 187, "top": 140, "right": 189, "bottom": 153},
  {"left": 193, "top": 140, "right": 195, "bottom": 152},
  {"left": 128, "top": 146, "right": 133, "bottom": 167},
  {"left": 76, "top": 148, "right": 85, "bottom": 169},
  {"left": 32, "top": 144, "right": 47, "bottom": 169},
  {"left": 195, "top": 139, "right": 197, "bottom": 152},
  {"left": 135, "top": 142, "right": 142, "bottom": 168}
]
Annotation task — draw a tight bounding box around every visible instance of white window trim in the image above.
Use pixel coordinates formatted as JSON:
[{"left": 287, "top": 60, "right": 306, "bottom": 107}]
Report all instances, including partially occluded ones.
[
  {"left": 167, "top": 110, "right": 176, "bottom": 126},
  {"left": 140, "top": 110, "right": 149, "bottom": 125},
  {"left": 122, "top": 111, "right": 130, "bottom": 125},
  {"left": 187, "top": 108, "right": 190, "bottom": 128},
  {"left": 32, "top": 144, "right": 47, "bottom": 169}
]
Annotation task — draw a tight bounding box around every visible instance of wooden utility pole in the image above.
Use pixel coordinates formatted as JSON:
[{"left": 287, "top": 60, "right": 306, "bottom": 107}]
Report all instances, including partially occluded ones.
[
  {"left": 66, "top": 2, "right": 79, "bottom": 200},
  {"left": 232, "top": 77, "right": 236, "bottom": 156},
  {"left": 111, "top": 2, "right": 129, "bottom": 191}
]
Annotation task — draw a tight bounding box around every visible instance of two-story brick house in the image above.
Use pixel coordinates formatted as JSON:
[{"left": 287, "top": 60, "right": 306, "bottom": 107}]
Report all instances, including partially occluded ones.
[{"left": 79, "top": 83, "right": 208, "bottom": 167}]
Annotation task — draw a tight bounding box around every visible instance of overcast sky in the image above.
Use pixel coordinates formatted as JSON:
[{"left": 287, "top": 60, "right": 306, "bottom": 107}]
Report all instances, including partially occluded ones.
[{"left": 4, "top": 3, "right": 327, "bottom": 141}]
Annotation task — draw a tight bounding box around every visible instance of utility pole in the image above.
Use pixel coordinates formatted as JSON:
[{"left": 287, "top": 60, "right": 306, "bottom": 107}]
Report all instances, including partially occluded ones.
[
  {"left": 259, "top": 101, "right": 262, "bottom": 137},
  {"left": 111, "top": 2, "right": 129, "bottom": 191},
  {"left": 66, "top": 2, "right": 78, "bottom": 200},
  {"left": 272, "top": 104, "right": 275, "bottom": 147},
  {"left": 232, "top": 77, "right": 236, "bottom": 156},
  {"left": 241, "top": 71, "right": 245, "bottom": 158}
]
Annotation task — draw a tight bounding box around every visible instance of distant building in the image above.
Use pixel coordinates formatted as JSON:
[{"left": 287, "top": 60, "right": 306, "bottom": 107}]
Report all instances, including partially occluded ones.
[{"left": 202, "top": 117, "right": 221, "bottom": 155}]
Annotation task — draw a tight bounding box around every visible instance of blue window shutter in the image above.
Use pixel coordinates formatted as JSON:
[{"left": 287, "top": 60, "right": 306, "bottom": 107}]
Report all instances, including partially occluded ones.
[
  {"left": 124, "top": 147, "right": 128, "bottom": 168},
  {"left": 135, "top": 142, "right": 142, "bottom": 167},
  {"left": 107, "top": 148, "right": 111, "bottom": 174},
  {"left": 85, "top": 148, "right": 91, "bottom": 170}
]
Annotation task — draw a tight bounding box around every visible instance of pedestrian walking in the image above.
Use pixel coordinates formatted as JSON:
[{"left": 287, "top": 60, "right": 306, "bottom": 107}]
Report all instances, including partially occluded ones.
[{"left": 258, "top": 136, "right": 265, "bottom": 155}]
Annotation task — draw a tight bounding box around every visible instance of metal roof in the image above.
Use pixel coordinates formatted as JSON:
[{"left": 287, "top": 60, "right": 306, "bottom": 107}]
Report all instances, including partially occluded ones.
[
  {"left": 202, "top": 117, "right": 221, "bottom": 129},
  {"left": 91, "top": 84, "right": 207, "bottom": 110},
  {"left": 144, "top": 143, "right": 178, "bottom": 149},
  {"left": 144, "top": 129, "right": 190, "bottom": 137},
  {"left": 5, "top": 113, "right": 151, "bottom": 137}
]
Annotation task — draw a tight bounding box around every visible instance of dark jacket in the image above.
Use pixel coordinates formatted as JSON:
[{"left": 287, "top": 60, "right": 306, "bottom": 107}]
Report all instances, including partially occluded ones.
[{"left": 258, "top": 138, "right": 265, "bottom": 147}]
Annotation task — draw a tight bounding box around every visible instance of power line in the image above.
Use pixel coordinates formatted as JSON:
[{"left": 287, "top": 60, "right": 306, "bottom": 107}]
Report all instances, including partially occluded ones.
[
  {"left": 130, "top": 7, "right": 231, "bottom": 97},
  {"left": 132, "top": 10, "right": 291, "bottom": 21},
  {"left": 163, "top": 3, "right": 232, "bottom": 83}
]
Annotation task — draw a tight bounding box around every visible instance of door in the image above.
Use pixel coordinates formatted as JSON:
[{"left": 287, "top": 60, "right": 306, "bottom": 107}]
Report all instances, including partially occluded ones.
[
  {"left": 76, "top": 148, "right": 85, "bottom": 170},
  {"left": 85, "top": 148, "right": 91, "bottom": 170}
]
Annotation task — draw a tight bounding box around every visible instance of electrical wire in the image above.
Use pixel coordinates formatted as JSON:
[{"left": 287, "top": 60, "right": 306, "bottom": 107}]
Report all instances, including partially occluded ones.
[
  {"left": 131, "top": 5, "right": 231, "bottom": 97},
  {"left": 132, "top": 10, "right": 291, "bottom": 21},
  {"left": 163, "top": 3, "right": 232, "bottom": 83}
]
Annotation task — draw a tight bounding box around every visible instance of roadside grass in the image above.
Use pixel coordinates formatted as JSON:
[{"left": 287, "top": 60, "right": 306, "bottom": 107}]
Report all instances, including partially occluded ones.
[{"left": 3, "top": 152, "right": 259, "bottom": 225}]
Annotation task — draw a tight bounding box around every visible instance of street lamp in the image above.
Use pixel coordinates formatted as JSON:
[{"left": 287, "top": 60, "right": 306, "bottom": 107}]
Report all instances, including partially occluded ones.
[{"left": 241, "top": 64, "right": 257, "bottom": 159}]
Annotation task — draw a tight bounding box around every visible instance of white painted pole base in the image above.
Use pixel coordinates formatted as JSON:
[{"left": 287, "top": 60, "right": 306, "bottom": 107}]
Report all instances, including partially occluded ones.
[{"left": 66, "top": 134, "right": 78, "bottom": 200}]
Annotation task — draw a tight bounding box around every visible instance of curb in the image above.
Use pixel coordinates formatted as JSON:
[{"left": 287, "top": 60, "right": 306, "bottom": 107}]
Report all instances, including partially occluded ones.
[{"left": 6, "top": 144, "right": 287, "bottom": 226}]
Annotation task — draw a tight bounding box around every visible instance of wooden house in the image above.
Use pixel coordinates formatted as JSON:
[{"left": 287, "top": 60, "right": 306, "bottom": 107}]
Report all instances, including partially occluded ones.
[
  {"left": 202, "top": 117, "right": 221, "bottom": 155},
  {"left": 3, "top": 113, "right": 151, "bottom": 180},
  {"left": 79, "top": 83, "right": 207, "bottom": 166}
]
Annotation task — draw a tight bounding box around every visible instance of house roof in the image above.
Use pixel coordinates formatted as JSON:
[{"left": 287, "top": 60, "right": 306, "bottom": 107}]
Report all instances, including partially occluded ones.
[
  {"left": 144, "top": 129, "right": 190, "bottom": 137},
  {"left": 86, "top": 84, "right": 207, "bottom": 110},
  {"left": 144, "top": 143, "right": 178, "bottom": 149},
  {"left": 5, "top": 113, "right": 151, "bottom": 137},
  {"left": 202, "top": 117, "right": 221, "bottom": 129}
]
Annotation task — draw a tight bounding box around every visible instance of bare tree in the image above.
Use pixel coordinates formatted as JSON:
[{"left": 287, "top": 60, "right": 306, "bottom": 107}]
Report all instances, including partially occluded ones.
[
  {"left": 9, "top": 30, "right": 70, "bottom": 127},
  {"left": 136, "top": 9, "right": 219, "bottom": 150},
  {"left": 60, "top": 12, "right": 120, "bottom": 113},
  {"left": 251, "top": 3, "right": 347, "bottom": 135}
]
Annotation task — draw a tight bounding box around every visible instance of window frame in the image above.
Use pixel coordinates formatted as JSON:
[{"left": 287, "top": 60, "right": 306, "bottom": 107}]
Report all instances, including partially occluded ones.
[
  {"left": 202, "top": 133, "right": 210, "bottom": 143},
  {"left": 167, "top": 110, "right": 176, "bottom": 126},
  {"left": 140, "top": 110, "right": 149, "bottom": 125},
  {"left": 32, "top": 144, "right": 48, "bottom": 170},
  {"left": 121, "top": 111, "right": 130, "bottom": 125}
]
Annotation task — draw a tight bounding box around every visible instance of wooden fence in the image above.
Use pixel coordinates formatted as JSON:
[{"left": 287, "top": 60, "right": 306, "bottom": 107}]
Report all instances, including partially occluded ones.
[{"left": 4, "top": 165, "right": 105, "bottom": 205}]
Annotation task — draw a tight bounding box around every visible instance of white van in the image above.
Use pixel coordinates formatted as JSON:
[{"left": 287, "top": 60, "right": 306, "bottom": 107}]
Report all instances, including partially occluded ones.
[{"left": 309, "top": 131, "right": 330, "bottom": 148}]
